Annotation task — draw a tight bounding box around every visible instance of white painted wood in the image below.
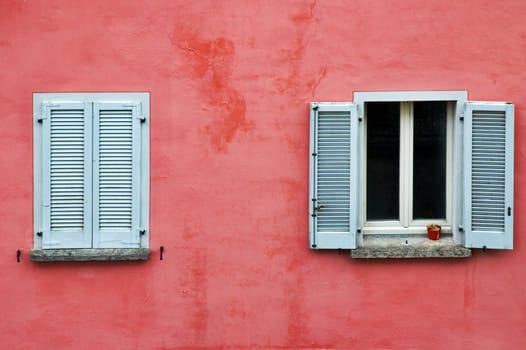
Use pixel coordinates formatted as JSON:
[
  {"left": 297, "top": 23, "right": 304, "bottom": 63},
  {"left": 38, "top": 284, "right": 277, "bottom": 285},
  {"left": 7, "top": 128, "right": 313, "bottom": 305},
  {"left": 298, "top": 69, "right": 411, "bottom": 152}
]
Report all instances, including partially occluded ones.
[
  {"left": 464, "top": 102, "right": 514, "bottom": 249},
  {"left": 93, "top": 102, "right": 141, "bottom": 248},
  {"left": 309, "top": 103, "right": 358, "bottom": 249},
  {"left": 41, "top": 102, "right": 92, "bottom": 248}
]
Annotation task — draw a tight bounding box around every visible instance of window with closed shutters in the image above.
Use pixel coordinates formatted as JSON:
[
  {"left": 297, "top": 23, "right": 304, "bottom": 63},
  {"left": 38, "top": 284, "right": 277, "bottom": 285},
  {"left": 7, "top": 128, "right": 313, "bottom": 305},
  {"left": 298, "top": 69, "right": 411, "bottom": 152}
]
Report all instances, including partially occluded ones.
[{"left": 34, "top": 93, "right": 149, "bottom": 252}]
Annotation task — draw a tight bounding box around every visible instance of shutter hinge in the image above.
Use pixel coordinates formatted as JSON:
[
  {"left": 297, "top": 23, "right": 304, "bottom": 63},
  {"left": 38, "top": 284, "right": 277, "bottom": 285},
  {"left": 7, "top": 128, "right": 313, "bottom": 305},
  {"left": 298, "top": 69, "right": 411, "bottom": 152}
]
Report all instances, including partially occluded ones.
[
  {"left": 357, "top": 228, "right": 362, "bottom": 234},
  {"left": 458, "top": 225, "right": 464, "bottom": 232},
  {"left": 36, "top": 230, "right": 43, "bottom": 237},
  {"left": 508, "top": 207, "right": 512, "bottom": 216},
  {"left": 140, "top": 229, "right": 146, "bottom": 236},
  {"left": 36, "top": 115, "right": 45, "bottom": 123},
  {"left": 311, "top": 199, "right": 317, "bottom": 217},
  {"left": 311, "top": 152, "right": 317, "bottom": 156},
  {"left": 459, "top": 114, "right": 464, "bottom": 121},
  {"left": 138, "top": 116, "right": 146, "bottom": 123},
  {"left": 358, "top": 115, "right": 363, "bottom": 122},
  {"left": 312, "top": 103, "right": 319, "bottom": 111},
  {"left": 312, "top": 204, "right": 324, "bottom": 217}
]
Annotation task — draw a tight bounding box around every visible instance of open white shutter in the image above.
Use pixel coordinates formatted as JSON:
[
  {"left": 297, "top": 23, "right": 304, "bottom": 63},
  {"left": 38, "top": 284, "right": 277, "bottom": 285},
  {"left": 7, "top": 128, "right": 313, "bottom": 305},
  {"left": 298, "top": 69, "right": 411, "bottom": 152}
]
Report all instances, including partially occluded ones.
[
  {"left": 42, "top": 102, "right": 92, "bottom": 248},
  {"left": 464, "top": 102, "right": 514, "bottom": 249},
  {"left": 93, "top": 102, "right": 142, "bottom": 248},
  {"left": 309, "top": 103, "right": 358, "bottom": 249}
]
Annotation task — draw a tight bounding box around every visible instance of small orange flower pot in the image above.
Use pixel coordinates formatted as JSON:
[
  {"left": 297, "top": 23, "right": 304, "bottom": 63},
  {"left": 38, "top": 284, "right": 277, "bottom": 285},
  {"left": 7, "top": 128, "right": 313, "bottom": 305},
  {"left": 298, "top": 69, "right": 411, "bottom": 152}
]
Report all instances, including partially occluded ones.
[{"left": 427, "top": 224, "right": 441, "bottom": 240}]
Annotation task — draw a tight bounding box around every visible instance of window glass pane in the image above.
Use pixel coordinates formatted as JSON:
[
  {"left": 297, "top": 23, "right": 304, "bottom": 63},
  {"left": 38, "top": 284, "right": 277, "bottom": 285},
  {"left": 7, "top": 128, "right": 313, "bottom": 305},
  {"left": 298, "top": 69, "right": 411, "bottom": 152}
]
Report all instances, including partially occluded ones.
[
  {"left": 366, "top": 102, "right": 400, "bottom": 220},
  {"left": 413, "top": 101, "right": 447, "bottom": 219}
]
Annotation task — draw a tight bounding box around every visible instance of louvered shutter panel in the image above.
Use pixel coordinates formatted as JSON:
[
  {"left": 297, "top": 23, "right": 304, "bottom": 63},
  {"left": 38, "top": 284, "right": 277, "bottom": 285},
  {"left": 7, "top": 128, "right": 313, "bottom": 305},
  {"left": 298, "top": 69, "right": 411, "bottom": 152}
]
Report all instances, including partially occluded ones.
[
  {"left": 93, "top": 102, "right": 142, "bottom": 248},
  {"left": 464, "top": 102, "right": 514, "bottom": 249},
  {"left": 309, "top": 103, "right": 358, "bottom": 249},
  {"left": 42, "top": 102, "right": 93, "bottom": 248}
]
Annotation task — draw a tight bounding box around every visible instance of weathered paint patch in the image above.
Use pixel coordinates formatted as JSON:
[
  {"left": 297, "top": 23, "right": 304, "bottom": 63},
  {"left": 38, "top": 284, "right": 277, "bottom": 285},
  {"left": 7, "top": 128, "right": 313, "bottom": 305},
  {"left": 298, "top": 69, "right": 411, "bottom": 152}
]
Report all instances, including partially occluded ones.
[
  {"left": 171, "top": 29, "right": 254, "bottom": 153},
  {"left": 273, "top": 0, "right": 327, "bottom": 100}
]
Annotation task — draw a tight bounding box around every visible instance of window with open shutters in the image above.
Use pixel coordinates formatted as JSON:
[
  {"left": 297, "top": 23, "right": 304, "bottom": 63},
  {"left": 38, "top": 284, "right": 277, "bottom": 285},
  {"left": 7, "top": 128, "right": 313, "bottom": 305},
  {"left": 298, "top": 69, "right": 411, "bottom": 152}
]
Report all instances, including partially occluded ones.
[
  {"left": 33, "top": 93, "right": 149, "bottom": 259},
  {"left": 309, "top": 91, "right": 514, "bottom": 255}
]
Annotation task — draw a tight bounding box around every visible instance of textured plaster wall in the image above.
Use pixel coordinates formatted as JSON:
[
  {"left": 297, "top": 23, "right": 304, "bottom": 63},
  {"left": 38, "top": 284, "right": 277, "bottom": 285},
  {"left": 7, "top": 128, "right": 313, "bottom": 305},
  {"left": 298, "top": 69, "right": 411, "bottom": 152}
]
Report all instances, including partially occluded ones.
[{"left": 1, "top": 0, "right": 526, "bottom": 349}]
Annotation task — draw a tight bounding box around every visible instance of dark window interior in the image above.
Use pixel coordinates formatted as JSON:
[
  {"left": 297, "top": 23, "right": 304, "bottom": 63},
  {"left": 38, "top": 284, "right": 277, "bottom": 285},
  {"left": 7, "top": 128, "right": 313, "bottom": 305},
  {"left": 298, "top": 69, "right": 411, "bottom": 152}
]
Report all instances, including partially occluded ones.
[
  {"left": 412, "top": 101, "right": 447, "bottom": 219},
  {"left": 366, "top": 102, "right": 400, "bottom": 220}
]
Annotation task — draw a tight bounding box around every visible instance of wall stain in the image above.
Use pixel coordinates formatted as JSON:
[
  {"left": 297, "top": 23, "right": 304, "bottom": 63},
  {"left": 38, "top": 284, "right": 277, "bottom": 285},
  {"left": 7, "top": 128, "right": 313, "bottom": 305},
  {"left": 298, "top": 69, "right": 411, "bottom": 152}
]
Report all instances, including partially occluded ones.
[
  {"left": 462, "top": 258, "right": 476, "bottom": 348},
  {"left": 281, "top": 178, "right": 305, "bottom": 203},
  {"left": 273, "top": 0, "right": 327, "bottom": 101},
  {"left": 178, "top": 248, "right": 209, "bottom": 342},
  {"left": 262, "top": 177, "right": 307, "bottom": 261},
  {"left": 170, "top": 29, "right": 254, "bottom": 153},
  {"left": 286, "top": 270, "right": 311, "bottom": 347},
  {"left": 182, "top": 216, "right": 203, "bottom": 242},
  {"left": 0, "top": 1, "right": 23, "bottom": 21},
  {"left": 308, "top": 66, "right": 327, "bottom": 99}
]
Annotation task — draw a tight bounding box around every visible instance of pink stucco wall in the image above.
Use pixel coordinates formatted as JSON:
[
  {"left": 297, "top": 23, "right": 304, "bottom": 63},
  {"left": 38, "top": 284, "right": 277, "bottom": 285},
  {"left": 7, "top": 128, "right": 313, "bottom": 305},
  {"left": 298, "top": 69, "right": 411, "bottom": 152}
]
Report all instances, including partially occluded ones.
[{"left": 1, "top": 0, "right": 526, "bottom": 349}]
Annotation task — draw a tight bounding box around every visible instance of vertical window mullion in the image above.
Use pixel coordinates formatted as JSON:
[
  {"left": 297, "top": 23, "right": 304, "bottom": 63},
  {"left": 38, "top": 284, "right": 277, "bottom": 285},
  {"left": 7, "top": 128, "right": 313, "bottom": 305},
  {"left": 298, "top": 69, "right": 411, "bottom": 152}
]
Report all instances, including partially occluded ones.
[
  {"left": 400, "top": 102, "right": 412, "bottom": 227},
  {"left": 445, "top": 102, "right": 453, "bottom": 225}
]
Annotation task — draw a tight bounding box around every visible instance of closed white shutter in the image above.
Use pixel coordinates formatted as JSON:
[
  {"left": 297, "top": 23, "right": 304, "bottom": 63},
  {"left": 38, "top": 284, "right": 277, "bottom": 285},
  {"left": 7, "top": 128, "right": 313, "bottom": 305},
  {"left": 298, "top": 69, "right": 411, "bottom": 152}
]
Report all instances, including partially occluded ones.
[
  {"left": 42, "top": 102, "right": 92, "bottom": 248},
  {"left": 309, "top": 103, "right": 358, "bottom": 249},
  {"left": 464, "top": 102, "right": 514, "bottom": 249},
  {"left": 93, "top": 102, "right": 142, "bottom": 248}
]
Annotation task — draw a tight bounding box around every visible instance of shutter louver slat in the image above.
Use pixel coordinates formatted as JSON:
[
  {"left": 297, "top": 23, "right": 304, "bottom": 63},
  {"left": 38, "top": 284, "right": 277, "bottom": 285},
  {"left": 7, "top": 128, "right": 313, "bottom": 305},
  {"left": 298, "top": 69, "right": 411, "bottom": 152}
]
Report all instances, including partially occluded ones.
[{"left": 464, "top": 103, "right": 514, "bottom": 249}]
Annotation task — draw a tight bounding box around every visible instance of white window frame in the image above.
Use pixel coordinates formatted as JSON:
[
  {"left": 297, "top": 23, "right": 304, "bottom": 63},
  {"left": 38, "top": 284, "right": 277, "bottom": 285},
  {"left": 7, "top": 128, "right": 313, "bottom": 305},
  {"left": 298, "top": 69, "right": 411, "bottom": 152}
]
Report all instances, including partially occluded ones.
[
  {"left": 363, "top": 100, "right": 454, "bottom": 234},
  {"left": 33, "top": 92, "right": 150, "bottom": 251},
  {"left": 354, "top": 91, "right": 467, "bottom": 244}
]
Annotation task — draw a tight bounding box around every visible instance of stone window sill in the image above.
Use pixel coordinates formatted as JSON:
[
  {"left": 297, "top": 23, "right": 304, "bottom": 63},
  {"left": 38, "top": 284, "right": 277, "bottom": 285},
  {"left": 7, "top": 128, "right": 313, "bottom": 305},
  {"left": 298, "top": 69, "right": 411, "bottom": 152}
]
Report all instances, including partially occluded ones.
[
  {"left": 30, "top": 248, "right": 150, "bottom": 262},
  {"left": 351, "top": 235, "right": 471, "bottom": 259}
]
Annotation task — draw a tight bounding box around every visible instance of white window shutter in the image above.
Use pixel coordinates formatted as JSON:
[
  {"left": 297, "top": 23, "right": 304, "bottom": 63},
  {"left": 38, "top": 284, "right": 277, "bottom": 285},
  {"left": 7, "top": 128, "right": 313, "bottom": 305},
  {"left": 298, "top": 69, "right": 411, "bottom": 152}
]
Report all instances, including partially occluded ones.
[
  {"left": 463, "top": 102, "right": 514, "bottom": 249},
  {"left": 92, "top": 102, "right": 142, "bottom": 248},
  {"left": 41, "top": 102, "right": 93, "bottom": 248},
  {"left": 309, "top": 103, "right": 358, "bottom": 249}
]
